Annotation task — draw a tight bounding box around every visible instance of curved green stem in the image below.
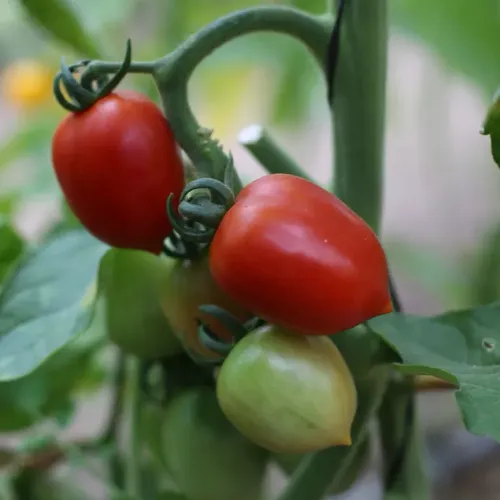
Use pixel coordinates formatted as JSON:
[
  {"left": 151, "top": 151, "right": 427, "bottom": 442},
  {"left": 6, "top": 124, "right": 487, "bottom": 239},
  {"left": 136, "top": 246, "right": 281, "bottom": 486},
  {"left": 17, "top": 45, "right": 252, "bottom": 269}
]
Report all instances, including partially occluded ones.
[
  {"left": 238, "top": 125, "right": 313, "bottom": 181},
  {"left": 125, "top": 357, "right": 143, "bottom": 499},
  {"left": 330, "top": 0, "right": 388, "bottom": 233},
  {"left": 81, "top": 60, "right": 157, "bottom": 77},
  {"left": 153, "top": 6, "right": 330, "bottom": 185}
]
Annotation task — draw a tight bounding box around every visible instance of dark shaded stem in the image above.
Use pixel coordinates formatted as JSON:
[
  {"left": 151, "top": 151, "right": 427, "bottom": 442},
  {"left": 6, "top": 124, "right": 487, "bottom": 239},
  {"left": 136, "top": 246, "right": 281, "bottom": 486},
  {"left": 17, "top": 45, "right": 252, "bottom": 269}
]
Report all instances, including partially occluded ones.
[
  {"left": 125, "top": 357, "right": 143, "bottom": 499},
  {"left": 101, "top": 353, "right": 126, "bottom": 489},
  {"left": 101, "top": 353, "right": 126, "bottom": 445}
]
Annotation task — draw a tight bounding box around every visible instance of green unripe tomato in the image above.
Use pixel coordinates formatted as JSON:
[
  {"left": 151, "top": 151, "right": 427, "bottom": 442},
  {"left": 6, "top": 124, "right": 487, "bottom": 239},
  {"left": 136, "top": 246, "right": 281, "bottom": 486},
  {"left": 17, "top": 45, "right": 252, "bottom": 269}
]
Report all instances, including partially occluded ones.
[
  {"left": 159, "top": 256, "right": 251, "bottom": 359},
  {"left": 101, "top": 249, "right": 182, "bottom": 359},
  {"left": 273, "top": 436, "right": 370, "bottom": 494},
  {"left": 161, "top": 387, "right": 268, "bottom": 500},
  {"left": 216, "top": 325, "right": 357, "bottom": 454}
]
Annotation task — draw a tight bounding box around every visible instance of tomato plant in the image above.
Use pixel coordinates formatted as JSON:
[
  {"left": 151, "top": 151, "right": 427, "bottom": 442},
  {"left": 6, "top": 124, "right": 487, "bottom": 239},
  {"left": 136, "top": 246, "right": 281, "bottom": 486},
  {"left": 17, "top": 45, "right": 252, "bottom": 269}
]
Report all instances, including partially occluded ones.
[
  {"left": 216, "top": 324, "right": 357, "bottom": 453},
  {"left": 159, "top": 255, "right": 251, "bottom": 358},
  {"left": 2, "top": 1, "right": 499, "bottom": 500},
  {"left": 51, "top": 90, "right": 185, "bottom": 254},
  {"left": 206, "top": 173, "right": 392, "bottom": 335},
  {"left": 159, "top": 387, "right": 268, "bottom": 500}
]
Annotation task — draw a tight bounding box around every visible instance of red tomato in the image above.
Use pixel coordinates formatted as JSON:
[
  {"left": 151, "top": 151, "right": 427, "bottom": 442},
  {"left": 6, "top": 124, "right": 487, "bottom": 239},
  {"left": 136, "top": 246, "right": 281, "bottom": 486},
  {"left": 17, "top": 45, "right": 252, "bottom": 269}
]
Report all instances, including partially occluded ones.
[
  {"left": 51, "top": 91, "right": 185, "bottom": 253},
  {"left": 209, "top": 174, "right": 392, "bottom": 335}
]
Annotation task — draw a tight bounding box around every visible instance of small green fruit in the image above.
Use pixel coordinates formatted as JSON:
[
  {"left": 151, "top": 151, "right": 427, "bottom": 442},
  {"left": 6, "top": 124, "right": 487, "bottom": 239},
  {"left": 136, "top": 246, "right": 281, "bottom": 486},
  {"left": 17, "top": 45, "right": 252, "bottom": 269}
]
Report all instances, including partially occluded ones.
[
  {"left": 216, "top": 325, "right": 357, "bottom": 454},
  {"left": 101, "top": 249, "right": 182, "bottom": 359},
  {"left": 161, "top": 388, "right": 268, "bottom": 500}
]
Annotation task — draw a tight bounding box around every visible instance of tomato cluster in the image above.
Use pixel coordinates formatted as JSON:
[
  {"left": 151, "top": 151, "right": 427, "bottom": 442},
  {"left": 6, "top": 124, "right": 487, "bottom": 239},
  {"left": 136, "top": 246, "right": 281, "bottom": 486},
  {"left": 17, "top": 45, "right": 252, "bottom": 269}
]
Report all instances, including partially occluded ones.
[{"left": 52, "top": 90, "right": 392, "bottom": 498}]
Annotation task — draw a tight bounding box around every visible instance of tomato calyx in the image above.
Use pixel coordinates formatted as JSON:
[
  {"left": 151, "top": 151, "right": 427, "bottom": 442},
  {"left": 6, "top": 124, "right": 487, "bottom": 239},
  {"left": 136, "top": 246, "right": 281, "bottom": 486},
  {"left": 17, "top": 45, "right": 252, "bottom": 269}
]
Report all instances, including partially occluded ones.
[
  {"left": 189, "top": 305, "right": 266, "bottom": 365},
  {"left": 166, "top": 177, "right": 235, "bottom": 245},
  {"left": 162, "top": 230, "right": 207, "bottom": 261},
  {"left": 53, "top": 40, "right": 132, "bottom": 113}
]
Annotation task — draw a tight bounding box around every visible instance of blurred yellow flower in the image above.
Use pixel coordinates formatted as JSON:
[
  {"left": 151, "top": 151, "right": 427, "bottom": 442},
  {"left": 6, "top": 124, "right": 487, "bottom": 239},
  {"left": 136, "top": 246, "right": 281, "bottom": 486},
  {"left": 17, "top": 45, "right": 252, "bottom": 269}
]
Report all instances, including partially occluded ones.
[{"left": 2, "top": 60, "right": 54, "bottom": 110}]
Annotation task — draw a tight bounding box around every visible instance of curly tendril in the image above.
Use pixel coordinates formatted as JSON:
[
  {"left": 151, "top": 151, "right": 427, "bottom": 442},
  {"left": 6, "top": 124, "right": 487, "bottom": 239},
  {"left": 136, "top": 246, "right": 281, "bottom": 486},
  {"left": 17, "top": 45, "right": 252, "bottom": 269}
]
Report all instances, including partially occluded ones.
[
  {"left": 166, "top": 175, "right": 235, "bottom": 244},
  {"left": 162, "top": 230, "right": 207, "bottom": 261},
  {"left": 193, "top": 305, "right": 267, "bottom": 361},
  {"left": 53, "top": 39, "right": 132, "bottom": 112}
]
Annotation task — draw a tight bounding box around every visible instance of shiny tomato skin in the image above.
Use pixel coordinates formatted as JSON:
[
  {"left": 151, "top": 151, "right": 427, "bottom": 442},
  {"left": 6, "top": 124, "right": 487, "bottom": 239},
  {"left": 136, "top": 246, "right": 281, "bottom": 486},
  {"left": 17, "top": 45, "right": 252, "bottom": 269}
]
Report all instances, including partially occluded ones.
[
  {"left": 209, "top": 174, "right": 392, "bottom": 335},
  {"left": 51, "top": 91, "right": 185, "bottom": 254}
]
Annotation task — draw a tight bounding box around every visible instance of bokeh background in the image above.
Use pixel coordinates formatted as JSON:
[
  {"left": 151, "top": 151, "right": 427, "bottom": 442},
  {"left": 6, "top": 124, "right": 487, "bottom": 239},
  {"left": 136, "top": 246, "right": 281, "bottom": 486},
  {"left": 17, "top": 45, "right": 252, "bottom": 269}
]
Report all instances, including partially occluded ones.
[{"left": 1, "top": 0, "right": 500, "bottom": 499}]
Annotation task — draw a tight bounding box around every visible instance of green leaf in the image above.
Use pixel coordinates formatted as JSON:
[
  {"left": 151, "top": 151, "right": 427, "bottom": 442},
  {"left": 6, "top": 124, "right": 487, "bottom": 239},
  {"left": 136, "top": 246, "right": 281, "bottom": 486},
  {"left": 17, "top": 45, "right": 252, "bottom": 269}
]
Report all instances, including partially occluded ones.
[
  {"left": 0, "top": 229, "right": 108, "bottom": 382},
  {"left": 369, "top": 305, "right": 500, "bottom": 442},
  {"left": 0, "top": 221, "right": 24, "bottom": 285},
  {"left": 18, "top": 0, "right": 101, "bottom": 58},
  {"left": 0, "top": 282, "right": 106, "bottom": 431},
  {"left": 390, "top": 0, "right": 500, "bottom": 97}
]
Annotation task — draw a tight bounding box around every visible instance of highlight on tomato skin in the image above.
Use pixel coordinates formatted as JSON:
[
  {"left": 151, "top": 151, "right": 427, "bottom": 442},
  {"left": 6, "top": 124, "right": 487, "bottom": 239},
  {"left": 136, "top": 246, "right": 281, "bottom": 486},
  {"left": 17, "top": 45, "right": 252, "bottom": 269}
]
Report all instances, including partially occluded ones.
[
  {"left": 51, "top": 90, "right": 185, "bottom": 254},
  {"left": 209, "top": 173, "right": 392, "bottom": 336},
  {"left": 216, "top": 324, "right": 358, "bottom": 454}
]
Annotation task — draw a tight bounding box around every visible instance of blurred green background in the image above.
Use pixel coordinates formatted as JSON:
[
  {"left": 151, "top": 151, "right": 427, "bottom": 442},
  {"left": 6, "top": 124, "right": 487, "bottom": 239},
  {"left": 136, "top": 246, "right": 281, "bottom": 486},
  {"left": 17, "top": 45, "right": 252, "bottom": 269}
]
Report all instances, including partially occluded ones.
[{"left": 1, "top": 0, "right": 500, "bottom": 498}]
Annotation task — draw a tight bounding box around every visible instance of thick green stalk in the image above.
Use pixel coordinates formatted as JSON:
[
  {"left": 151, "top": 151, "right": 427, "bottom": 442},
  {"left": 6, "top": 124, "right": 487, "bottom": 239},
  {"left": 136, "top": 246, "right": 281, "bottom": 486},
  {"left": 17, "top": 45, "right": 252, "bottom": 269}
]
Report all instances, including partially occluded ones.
[{"left": 331, "top": 0, "right": 388, "bottom": 233}]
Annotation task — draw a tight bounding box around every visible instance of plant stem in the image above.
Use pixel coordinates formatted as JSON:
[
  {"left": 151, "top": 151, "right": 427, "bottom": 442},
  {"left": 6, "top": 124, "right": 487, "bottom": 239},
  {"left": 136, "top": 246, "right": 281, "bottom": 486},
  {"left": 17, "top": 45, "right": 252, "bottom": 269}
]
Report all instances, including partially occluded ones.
[
  {"left": 153, "top": 6, "right": 330, "bottom": 183},
  {"left": 102, "top": 353, "right": 126, "bottom": 490},
  {"left": 125, "top": 357, "right": 142, "bottom": 499},
  {"left": 80, "top": 60, "right": 157, "bottom": 81},
  {"left": 238, "top": 125, "right": 312, "bottom": 181},
  {"left": 331, "top": 0, "right": 388, "bottom": 233}
]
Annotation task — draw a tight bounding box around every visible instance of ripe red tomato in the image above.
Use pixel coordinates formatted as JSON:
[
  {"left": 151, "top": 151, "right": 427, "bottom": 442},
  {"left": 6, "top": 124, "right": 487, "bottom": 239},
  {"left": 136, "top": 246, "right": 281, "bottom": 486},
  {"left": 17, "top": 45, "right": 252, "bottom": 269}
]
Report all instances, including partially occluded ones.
[
  {"left": 209, "top": 174, "right": 392, "bottom": 335},
  {"left": 51, "top": 91, "right": 185, "bottom": 254}
]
